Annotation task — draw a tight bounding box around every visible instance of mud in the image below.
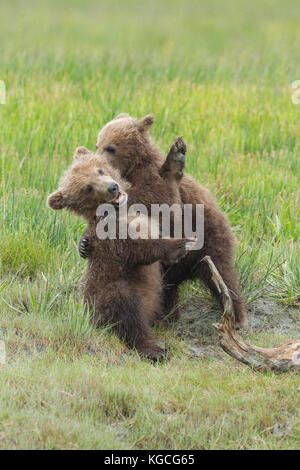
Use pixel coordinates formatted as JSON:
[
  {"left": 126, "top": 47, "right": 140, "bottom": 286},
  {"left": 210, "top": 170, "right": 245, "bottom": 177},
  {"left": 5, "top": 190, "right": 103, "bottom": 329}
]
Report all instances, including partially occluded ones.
[{"left": 177, "top": 297, "right": 300, "bottom": 358}]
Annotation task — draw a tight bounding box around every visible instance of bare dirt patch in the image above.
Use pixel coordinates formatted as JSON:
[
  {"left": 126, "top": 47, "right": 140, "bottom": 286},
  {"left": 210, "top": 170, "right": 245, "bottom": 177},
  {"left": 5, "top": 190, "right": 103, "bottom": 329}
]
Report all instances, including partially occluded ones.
[{"left": 177, "top": 298, "right": 300, "bottom": 359}]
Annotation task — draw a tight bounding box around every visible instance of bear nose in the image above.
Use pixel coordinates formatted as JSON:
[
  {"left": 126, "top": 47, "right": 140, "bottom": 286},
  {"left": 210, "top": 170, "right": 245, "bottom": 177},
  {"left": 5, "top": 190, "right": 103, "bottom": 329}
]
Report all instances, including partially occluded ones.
[{"left": 107, "top": 182, "right": 119, "bottom": 195}]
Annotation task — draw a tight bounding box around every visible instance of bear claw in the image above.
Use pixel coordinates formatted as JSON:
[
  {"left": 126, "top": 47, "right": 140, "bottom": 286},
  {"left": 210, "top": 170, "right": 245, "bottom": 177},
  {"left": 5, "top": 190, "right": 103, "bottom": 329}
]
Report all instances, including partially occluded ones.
[
  {"left": 79, "top": 236, "right": 93, "bottom": 259},
  {"left": 173, "top": 135, "right": 187, "bottom": 156}
]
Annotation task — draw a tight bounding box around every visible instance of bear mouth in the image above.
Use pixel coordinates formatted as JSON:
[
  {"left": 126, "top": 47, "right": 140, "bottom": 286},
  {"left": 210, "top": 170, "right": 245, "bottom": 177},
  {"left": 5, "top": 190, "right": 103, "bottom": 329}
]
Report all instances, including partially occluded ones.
[{"left": 111, "top": 190, "right": 128, "bottom": 208}]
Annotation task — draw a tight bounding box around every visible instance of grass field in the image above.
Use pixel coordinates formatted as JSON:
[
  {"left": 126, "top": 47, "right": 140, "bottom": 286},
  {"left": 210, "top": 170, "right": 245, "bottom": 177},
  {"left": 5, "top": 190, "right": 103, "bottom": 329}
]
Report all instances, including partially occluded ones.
[{"left": 0, "top": 0, "right": 299, "bottom": 450}]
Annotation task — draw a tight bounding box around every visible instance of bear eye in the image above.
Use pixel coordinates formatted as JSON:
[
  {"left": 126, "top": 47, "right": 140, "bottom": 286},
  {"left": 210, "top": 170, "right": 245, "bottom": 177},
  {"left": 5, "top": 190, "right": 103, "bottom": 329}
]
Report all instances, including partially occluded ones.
[
  {"left": 105, "top": 145, "right": 116, "bottom": 154},
  {"left": 86, "top": 185, "right": 93, "bottom": 193},
  {"left": 98, "top": 169, "right": 104, "bottom": 175}
]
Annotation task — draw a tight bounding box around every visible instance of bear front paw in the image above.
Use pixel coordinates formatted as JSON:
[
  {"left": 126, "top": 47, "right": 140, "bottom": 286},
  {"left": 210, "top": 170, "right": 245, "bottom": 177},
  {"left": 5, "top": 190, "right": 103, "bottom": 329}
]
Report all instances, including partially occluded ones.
[
  {"left": 164, "top": 238, "right": 197, "bottom": 264},
  {"left": 79, "top": 236, "right": 93, "bottom": 259},
  {"left": 160, "top": 136, "right": 187, "bottom": 180}
]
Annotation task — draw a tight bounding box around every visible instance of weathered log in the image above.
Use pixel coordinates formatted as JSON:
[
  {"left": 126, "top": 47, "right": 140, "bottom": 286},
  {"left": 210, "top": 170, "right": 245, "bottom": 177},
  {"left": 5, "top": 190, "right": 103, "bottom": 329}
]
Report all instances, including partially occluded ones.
[{"left": 202, "top": 256, "right": 300, "bottom": 373}]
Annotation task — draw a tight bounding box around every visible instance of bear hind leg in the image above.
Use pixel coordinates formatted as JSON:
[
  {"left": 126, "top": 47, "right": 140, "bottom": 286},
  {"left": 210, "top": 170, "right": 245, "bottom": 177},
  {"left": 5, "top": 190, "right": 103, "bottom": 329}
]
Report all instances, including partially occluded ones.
[{"left": 91, "top": 283, "right": 167, "bottom": 361}]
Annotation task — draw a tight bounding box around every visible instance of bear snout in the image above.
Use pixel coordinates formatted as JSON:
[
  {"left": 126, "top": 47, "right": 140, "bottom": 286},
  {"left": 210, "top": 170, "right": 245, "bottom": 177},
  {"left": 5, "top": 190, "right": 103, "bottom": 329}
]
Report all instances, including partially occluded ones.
[{"left": 107, "top": 182, "right": 119, "bottom": 195}]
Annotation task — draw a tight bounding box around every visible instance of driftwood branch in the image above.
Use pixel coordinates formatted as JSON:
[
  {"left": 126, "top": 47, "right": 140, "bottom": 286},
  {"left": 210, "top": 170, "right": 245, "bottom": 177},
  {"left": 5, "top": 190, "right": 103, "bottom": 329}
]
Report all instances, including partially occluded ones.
[{"left": 202, "top": 256, "right": 300, "bottom": 373}]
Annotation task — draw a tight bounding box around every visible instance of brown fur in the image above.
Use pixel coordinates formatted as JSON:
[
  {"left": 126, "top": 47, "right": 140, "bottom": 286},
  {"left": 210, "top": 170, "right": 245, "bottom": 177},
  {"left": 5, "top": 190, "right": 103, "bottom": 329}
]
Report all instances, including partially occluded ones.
[
  {"left": 92, "top": 114, "right": 247, "bottom": 328},
  {"left": 48, "top": 148, "right": 188, "bottom": 360}
]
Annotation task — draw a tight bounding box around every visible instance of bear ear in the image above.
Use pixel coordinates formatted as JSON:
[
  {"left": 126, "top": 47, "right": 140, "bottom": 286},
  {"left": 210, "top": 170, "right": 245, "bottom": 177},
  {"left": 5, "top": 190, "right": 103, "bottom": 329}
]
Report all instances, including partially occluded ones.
[
  {"left": 137, "top": 115, "right": 154, "bottom": 133},
  {"left": 74, "top": 146, "right": 91, "bottom": 160},
  {"left": 113, "top": 113, "right": 129, "bottom": 120},
  {"left": 47, "top": 190, "right": 66, "bottom": 210}
]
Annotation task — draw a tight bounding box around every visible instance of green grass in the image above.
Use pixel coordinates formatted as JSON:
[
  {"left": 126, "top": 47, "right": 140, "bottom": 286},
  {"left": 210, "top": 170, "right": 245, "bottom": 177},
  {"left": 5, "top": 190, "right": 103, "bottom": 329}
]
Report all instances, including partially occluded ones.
[{"left": 0, "top": 0, "right": 299, "bottom": 450}]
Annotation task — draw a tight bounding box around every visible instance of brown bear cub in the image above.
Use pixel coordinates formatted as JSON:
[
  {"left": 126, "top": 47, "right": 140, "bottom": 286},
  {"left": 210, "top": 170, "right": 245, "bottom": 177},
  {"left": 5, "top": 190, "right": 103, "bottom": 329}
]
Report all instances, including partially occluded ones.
[
  {"left": 80, "top": 114, "right": 247, "bottom": 329},
  {"left": 48, "top": 146, "right": 191, "bottom": 360}
]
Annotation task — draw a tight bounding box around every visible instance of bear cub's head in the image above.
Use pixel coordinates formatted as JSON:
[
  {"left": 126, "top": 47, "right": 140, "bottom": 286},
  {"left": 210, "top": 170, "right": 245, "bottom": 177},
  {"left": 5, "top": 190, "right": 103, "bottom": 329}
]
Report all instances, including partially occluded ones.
[
  {"left": 95, "top": 113, "right": 158, "bottom": 177},
  {"left": 47, "top": 146, "right": 130, "bottom": 220}
]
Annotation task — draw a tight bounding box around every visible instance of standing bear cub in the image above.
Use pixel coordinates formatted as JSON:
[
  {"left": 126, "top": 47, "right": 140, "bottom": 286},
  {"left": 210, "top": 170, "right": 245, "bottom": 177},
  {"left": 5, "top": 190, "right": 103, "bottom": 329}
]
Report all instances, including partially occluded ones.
[{"left": 48, "top": 146, "right": 192, "bottom": 360}]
